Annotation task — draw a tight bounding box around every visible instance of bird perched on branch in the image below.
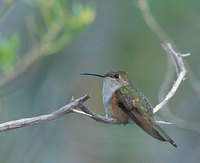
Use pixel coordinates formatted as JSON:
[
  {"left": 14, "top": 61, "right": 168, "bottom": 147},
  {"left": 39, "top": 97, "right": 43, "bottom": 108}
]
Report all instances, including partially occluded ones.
[{"left": 81, "top": 69, "right": 177, "bottom": 148}]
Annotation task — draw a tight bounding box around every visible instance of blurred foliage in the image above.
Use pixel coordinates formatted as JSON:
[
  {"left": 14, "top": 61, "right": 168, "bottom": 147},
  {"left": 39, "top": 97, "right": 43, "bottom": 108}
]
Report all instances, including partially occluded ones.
[
  {"left": 0, "top": 32, "right": 19, "bottom": 71},
  {"left": 0, "top": 0, "right": 95, "bottom": 90},
  {"left": 35, "top": 0, "right": 95, "bottom": 55},
  {"left": 4, "top": 0, "right": 16, "bottom": 5},
  {"left": 0, "top": 0, "right": 95, "bottom": 69}
]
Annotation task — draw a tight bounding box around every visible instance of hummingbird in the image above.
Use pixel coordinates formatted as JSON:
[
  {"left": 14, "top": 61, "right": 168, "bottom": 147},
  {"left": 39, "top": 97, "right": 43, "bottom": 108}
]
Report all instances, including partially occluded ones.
[{"left": 81, "top": 69, "right": 177, "bottom": 148}]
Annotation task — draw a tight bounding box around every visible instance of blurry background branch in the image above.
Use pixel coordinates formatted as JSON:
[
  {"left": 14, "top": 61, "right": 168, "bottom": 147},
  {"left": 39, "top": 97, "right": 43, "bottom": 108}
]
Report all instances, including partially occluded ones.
[
  {"left": 0, "top": 0, "right": 17, "bottom": 23},
  {"left": 137, "top": 0, "right": 200, "bottom": 134},
  {"left": 0, "top": 0, "right": 95, "bottom": 93}
]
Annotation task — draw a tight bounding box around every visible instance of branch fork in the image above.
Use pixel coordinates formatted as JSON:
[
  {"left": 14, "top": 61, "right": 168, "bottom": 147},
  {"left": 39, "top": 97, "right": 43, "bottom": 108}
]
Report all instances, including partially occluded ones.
[{"left": 153, "top": 43, "right": 190, "bottom": 114}]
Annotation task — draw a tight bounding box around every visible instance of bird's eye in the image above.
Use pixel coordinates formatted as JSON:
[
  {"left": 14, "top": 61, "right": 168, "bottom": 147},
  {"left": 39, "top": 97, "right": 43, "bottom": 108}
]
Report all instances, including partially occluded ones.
[{"left": 114, "top": 74, "right": 119, "bottom": 79}]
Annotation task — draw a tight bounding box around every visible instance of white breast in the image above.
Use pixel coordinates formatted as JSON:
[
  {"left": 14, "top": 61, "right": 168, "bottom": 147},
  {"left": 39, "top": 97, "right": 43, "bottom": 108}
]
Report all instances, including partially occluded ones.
[{"left": 102, "top": 78, "right": 121, "bottom": 116}]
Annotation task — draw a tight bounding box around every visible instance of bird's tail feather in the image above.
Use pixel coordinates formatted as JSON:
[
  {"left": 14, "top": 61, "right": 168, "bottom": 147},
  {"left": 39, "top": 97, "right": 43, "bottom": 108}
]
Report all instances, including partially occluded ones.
[{"left": 152, "top": 122, "right": 178, "bottom": 148}]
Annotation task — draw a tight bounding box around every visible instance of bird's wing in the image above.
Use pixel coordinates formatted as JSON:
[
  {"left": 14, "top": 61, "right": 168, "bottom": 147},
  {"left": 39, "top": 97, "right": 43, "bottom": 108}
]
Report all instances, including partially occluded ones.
[{"left": 115, "top": 85, "right": 177, "bottom": 148}]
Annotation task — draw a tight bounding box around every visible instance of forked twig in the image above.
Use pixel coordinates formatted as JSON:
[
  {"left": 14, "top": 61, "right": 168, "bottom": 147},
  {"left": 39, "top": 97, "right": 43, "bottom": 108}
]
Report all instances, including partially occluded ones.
[{"left": 153, "top": 43, "right": 190, "bottom": 114}]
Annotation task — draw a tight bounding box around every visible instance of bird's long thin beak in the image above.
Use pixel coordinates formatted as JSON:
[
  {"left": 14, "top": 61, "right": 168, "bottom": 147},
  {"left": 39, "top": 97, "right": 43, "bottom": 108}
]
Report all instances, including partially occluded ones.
[{"left": 80, "top": 72, "right": 107, "bottom": 78}]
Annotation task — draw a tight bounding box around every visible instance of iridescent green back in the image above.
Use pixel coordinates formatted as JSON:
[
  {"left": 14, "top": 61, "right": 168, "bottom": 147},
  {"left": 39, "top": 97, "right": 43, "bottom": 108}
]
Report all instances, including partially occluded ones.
[{"left": 116, "top": 84, "right": 153, "bottom": 117}]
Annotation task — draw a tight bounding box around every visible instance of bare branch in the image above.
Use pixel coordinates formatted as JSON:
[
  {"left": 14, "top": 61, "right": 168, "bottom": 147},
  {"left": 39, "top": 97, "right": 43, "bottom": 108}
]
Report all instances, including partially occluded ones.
[
  {"left": 0, "top": 94, "right": 123, "bottom": 132},
  {"left": 153, "top": 43, "right": 190, "bottom": 114},
  {"left": 0, "top": 94, "right": 90, "bottom": 132}
]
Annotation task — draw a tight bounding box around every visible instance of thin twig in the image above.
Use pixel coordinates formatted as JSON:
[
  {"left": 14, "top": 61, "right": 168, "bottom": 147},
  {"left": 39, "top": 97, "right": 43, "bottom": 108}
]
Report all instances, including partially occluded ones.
[
  {"left": 80, "top": 105, "right": 122, "bottom": 124},
  {"left": 156, "top": 120, "right": 172, "bottom": 125},
  {"left": 153, "top": 43, "right": 190, "bottom": 114}
]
